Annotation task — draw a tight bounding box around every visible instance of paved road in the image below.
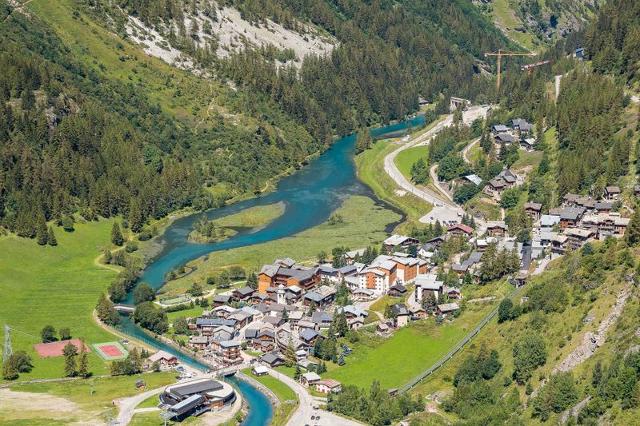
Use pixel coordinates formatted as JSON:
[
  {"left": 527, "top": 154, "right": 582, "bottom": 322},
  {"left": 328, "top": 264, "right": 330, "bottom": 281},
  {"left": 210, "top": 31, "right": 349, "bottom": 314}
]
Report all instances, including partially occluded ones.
[
  {"left": 383, "top": 106, "right": 489, "bottom": 209},
  {"left": 266, "top": 369, "right": 362, "bottom": 426},
  {"left": 383, "top": 106, "right": 490, "bottom": 227},
  {"left": 115, "top": 386, "right": 164, "bottom": 425}
]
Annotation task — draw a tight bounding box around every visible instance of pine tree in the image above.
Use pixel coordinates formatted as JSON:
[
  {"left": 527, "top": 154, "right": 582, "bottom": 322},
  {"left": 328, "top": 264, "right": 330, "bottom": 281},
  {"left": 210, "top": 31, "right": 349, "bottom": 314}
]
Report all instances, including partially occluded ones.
[
  {"left": 78, "top": 340, "right": 90, "bottom": 378},
  {"left": 47, "top": 226, "right": 57, "bottom": 246},
  {"left": 36, "top": 218, "right": 48, "bottom": 245},
  {"left": 626, "top": 208, "right": 640, "bottom": 246},
  {"left": 128, "top": 198, "right": 144, "bottom": 233},
  {"left": 111, "top": 222, "right": 124, "bottom": 246},
  {"left": 63, "top": 342, "right": 78, "bottom": 377}
]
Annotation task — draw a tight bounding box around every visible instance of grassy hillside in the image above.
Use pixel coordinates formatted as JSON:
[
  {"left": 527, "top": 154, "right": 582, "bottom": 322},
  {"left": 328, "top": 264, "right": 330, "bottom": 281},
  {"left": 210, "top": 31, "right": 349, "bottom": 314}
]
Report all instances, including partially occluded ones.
[
  {"left": 407, "top": 240, "right": 640, "bottom": 424},
  {"left": 0, "top": 219, "right": 118, "bottom": 379}
]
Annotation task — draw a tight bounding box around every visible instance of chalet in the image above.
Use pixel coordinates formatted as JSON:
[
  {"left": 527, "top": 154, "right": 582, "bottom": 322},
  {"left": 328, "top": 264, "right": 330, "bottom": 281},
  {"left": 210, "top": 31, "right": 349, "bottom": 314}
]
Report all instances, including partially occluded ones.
[
  {"left": 351, "top": 288, "right": 374, "bottom": 301},
  {"left": 316, "top": 265, "right": 341, "bottom": 283},
  {"left": 299, "top": 328, "right": 320, "bottom": 347},
  {"left": 258, "top": 261, "right": 319, "bottom": 293},
  {"left": 445, "top": 286, "right": 462, "bottom": 299},
  {"left": 452, "top": 251, "right": 483, "bottom": 275},
  {"left": 383, "top": 234, "right": 419, "bottom": 252},
  {"left": 311, "top": 311, "right": 333, "bottom": 329},
  {"left": 520, "top": 137, "right": 537, "bottom": 151},
  {"left": 344, "top": 249, "right": 366, "bottom": 265},
  {"left": 447, "top": 223, "right": 474, "bottom": 238},
  {"left": 495, "top": 132, "right": 515, "bottom": 146},
  {"left": 388, "top": 283, "right": 407, "bottom": 297},
  {"left": 420, "top": 235, "right": 445, "bottom": 252},
  {"left": 415, "top": 274, "right": 444, "bottom": 303},
  {"left": 485, "top": 221, "right": 508, "bottom": 237},
  {"left": 315, "top": 379, "right": 342, "bottom": 394},
  {"left": 540, "top": 214, "right": 560, "bottom": 230},
  {"left": 565, "top": 228, "right": 594, "bottom": 250},
  {"left": 260, "top": 352, "right": 285, "bottom": 368},
  {"left": 147, "top": 350, "right": 178, "bottom": 370},
  {"left": 300, "top": 372, "right": 321, "bottom": 387},
  {"left": 594, "top": 202, "right": 613, "bottom": 214},
  {"left": 491, "top": 124, "right": 510, "bottom": 134},
  {"left": 559, "top": 207, "right": 585, "bottom": 229},
  {"left": 196, "top": 318, "right": 236, "bottom": 336},
  {"left": 213, "top": 305, "right": 235, "bottom": 318},
  {"left": 302, "top": 285, "right": 336, "bottom": 307},
  {"left": 252, "top": 365, "right": 269, "bottom": 376},
  {"left": 604, "top": 186, "right": 621, "bottom": 201},
  {"left": 212, "top": 294, "right": 231, "bottom": 307},
  {"left": 551, "top": 234, "right": 568, "bottom": 254},
  {"left": 484, "top": 177, "right": 506, "bottom": 197},
  {"left": 410, "top": 306, "right": 428, "bottom": 320},
  {"left": 296, "top": 319, "right": 316, "bottom": 332},
  {"left": 188, "top": 335, "right": 208, "bottom": 350},
  {"left": 347, "top": 317, "right": 365, "bottom": 330},
  {"left": 391, "top": 303, "right": 410, "bottom": 327},
  {"left": 524, "top": 202, "right": 542, "bottom": 221},
  {"left": 582, "top": 214, "right": 630, "bottom": 237},
  {"left": 437, "top": 302, "right": 460, "bottom": 316},
  {"left": 512, "top": 118, "right": 533, "bottom": 135},
  {"left": 337, "top": 305, "right": 369, "bottom": 319},
  {"left": 232, "top": 286, "right": 254, "bottom": 301}
]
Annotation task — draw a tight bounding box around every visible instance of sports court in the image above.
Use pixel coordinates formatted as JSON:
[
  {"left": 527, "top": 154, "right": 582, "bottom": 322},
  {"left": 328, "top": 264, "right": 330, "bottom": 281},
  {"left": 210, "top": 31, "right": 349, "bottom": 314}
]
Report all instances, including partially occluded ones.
[
  {"left": 34, "top": 339, "right": 90, "bottom": 357},
  {"left": 92, "top": 341, "right": 129, "bottom": 360}
]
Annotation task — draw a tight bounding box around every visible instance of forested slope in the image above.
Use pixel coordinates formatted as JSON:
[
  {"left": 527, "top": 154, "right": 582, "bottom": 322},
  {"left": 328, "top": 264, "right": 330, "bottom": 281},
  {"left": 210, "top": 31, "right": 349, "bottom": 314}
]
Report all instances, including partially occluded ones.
[{"left": 0, "top": 0, "right": 513, "bottom": 239}]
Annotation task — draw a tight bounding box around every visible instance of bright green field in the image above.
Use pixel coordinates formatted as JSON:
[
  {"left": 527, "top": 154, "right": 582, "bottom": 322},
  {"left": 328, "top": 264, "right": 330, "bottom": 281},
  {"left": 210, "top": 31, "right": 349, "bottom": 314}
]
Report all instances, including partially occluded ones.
[
  {"left": 394, "top": 145, "right": 429, "bottom": 181},
  {"left": 324, "top": 302, "right": 494, "bottom": 390},
  {"left": 491, "top": 0, "right": 537, "bottom": 51},
  {"left": 0, "top": 219, "right": 120, "bottom": 380},
  {"left": 162, "top": 196, "right": 401, "bottom": 295},
  {"left": 356, "top": 141, "right": 432, "bottom": 230}
]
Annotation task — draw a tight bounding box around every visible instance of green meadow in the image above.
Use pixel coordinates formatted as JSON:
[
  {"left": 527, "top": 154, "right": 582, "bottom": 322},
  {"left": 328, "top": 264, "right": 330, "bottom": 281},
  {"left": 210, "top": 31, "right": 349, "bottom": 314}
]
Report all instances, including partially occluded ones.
[
  {"left": 0, "top": 218, "right": 121, "bottom": 380},
  {"left": 394, "top": 145, "right": 429, "bottom": 182}
]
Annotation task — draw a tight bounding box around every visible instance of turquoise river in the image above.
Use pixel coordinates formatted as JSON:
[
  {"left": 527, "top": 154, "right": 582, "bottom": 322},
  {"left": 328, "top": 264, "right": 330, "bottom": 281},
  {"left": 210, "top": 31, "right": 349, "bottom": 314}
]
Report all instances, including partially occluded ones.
[{"left": 117, "top": 114, "right": 427, "bottom": 425}]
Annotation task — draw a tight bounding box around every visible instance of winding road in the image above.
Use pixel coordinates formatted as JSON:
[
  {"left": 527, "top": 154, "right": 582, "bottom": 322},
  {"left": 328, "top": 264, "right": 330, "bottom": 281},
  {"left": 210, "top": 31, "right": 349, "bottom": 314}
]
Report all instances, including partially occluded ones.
[
  {"left": 263, "top": 369, "right": 362, "bottom": 426},
  {"left": 383, "top": 106, "right": 490, "bottom": 225}
]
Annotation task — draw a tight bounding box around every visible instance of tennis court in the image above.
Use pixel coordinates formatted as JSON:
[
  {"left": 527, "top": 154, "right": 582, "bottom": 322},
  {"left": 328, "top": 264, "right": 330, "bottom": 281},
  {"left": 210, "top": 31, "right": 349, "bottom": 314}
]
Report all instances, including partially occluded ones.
[{"left": 92, "top": 341, "right": 128, "bottom": 360}]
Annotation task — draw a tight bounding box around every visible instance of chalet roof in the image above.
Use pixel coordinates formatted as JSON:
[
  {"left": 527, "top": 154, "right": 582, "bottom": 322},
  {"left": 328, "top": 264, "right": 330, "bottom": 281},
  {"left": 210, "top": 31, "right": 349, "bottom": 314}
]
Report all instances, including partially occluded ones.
[
  {"left": 299, "top": 328, "right": 319, "bottom": 342},
  {"left": 275, "top": 258, "right": 296, "bottom": 267},
  {"left": 447, "top": 223, "right": 473, "bottom": 234},
  {"left": 495, "top": 133, "right": 515, "bottom": 143},
  {"left": 524, "top": 202, "right": 542, "bottom": 211},
  {"left": 391, "top": 303, "right": 410, "bottom": 316},
  {"left": 311, "top": 311, "right": 332, "bottom": 324},
  {"left": 384, "top": 234, "right": 417, "bottom": 246},
  {"left": 559, "top": 207, "right": 585, "bottom": 221},
  {"left": 261, "top": 352, "right": 284, "bottom": 365},
  {"left": 605, "top": 186, "right": 620, "bottom": 194},
  {"left": 492, "top": 124, "right": 510, "bottom": 133},
  {"left": 415, "top": 274, "right": 444, "bottom": 290},
  {"left": 486, "top": 221, "right": 507, "bottom": 230},
  {"left": 540, "top": 214, "right": 560, "bottom": 227},
  {"left": 234, "top": 286, "right": 255, "bottom": 296}
]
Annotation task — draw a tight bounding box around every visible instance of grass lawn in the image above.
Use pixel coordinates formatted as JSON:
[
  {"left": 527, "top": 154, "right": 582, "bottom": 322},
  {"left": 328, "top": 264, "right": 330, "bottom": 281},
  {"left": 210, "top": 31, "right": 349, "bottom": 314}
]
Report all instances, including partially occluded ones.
[
  {"left": 323, "top": 301, "right": 495, "bottom": 390},
  {"left": 512, "top": 149, "right": 543, "bottom": 170},
  {"left": 369, "top": 295, "right": 404, "bottom": 314},
  {"left": 162, "top": 196, "right": 401, "bottom": 295},
  {"left": 242, "top": 369, "right": 298, "bottom": 426},
  {"left": 0, "top": 218, "right": 122, "bottom": 380},
  {"left": 394, "top": 146, "right": 429, "bottom": 181},
  {"left": 274, "top": 365, "right": 297, "bottom": 379},
  {"left": 465, "top": 194, "right": 502, "bottom": 221},
  {"left": 166, "top": 306, "right": 205, "bottom": 322},
  {"left": 356, "top": 141, "right": 432, "bottom": 231}
]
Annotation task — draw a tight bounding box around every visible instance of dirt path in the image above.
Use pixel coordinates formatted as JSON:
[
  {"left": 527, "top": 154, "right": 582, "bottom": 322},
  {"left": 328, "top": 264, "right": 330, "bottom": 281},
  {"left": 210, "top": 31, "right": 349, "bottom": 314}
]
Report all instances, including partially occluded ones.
[
  {"left": 0, "top": 388, "right": 103, "bottom": 425},
  {"left": 461, "top": 137, "right": 480, "bottom": 164},
  {"left": 553, "top": 284, "right": 632, "bottom": 374}
]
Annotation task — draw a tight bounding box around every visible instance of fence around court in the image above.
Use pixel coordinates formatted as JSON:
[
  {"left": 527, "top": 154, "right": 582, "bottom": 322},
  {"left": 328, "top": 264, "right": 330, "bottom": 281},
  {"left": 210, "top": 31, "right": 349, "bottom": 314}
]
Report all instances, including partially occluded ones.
[{"left": 399, "top": 285, "right": 523, "bottom": 393}]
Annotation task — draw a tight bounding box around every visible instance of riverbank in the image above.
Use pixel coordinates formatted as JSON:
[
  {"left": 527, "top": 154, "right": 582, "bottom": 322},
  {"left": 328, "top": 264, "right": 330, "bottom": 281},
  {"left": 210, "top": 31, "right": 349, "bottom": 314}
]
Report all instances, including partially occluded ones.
[{"left": 160, "top": 195, "right": 401, "bottom": 296}]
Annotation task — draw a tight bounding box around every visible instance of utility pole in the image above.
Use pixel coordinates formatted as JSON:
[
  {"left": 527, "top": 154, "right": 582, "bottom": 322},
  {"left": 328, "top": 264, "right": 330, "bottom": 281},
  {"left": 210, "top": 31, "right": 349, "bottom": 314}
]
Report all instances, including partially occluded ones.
[
  {"left": 484, "top": 50, "right": 536, "bottom": 92},
  {"left": 3, "top": 324, "right": 12, "bottom": 364}
]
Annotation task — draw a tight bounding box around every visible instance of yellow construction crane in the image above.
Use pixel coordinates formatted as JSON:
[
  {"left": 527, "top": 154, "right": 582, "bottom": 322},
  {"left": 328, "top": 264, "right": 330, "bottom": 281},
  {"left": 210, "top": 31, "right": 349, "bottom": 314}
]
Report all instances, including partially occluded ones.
[{"left": 484, "top": 50, "right": 536, "bottom": 91}]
